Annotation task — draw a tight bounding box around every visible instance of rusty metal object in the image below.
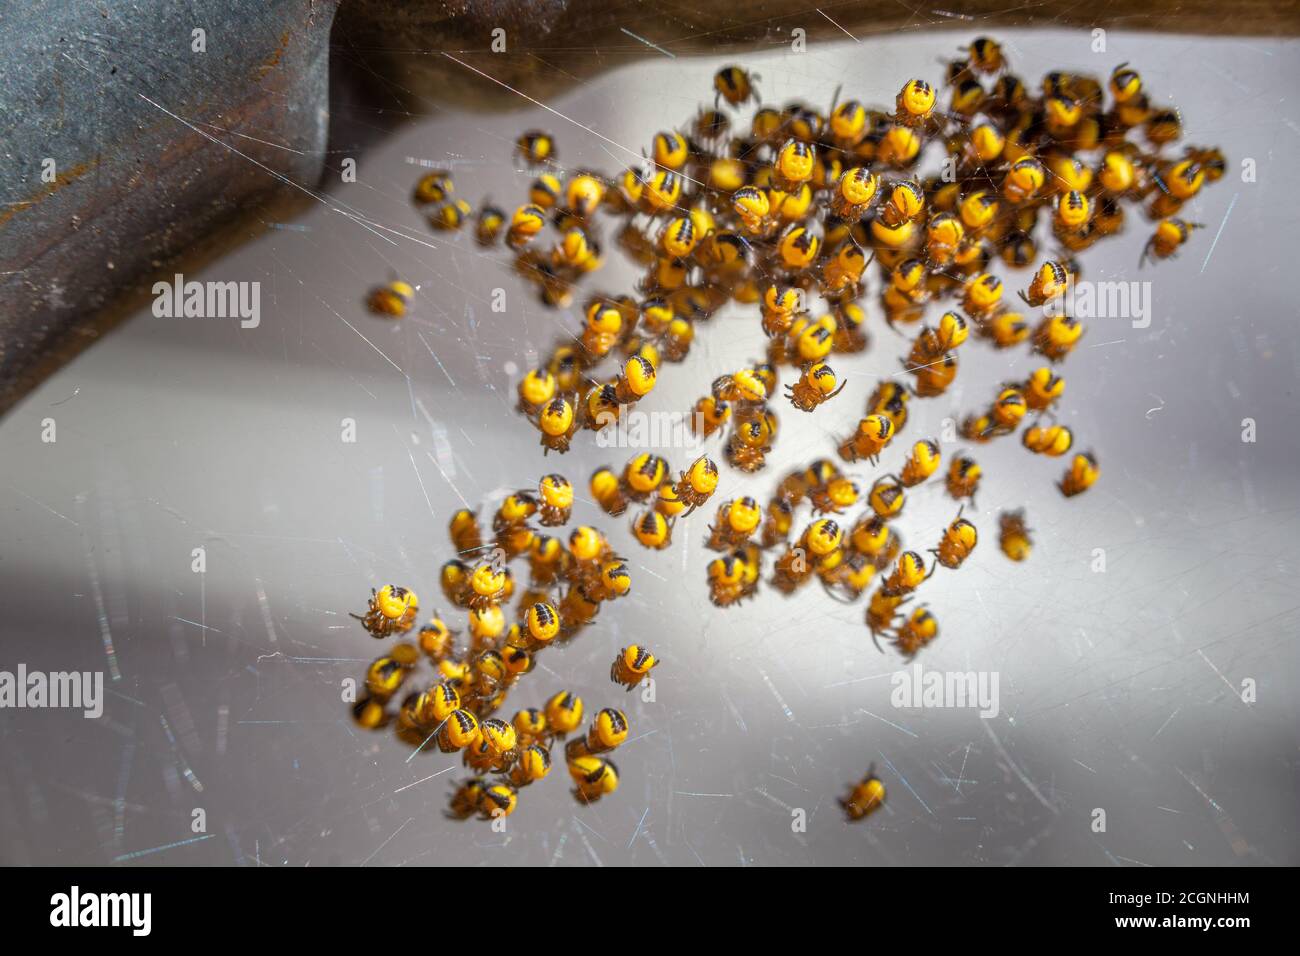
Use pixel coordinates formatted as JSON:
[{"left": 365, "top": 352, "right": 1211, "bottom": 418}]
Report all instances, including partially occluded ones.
[
  {"left": 336, "top": 0, "right": 1300, "bottom": 110},
  {"left": 0, "top": 0, "right": 338, "bottom": 412}
]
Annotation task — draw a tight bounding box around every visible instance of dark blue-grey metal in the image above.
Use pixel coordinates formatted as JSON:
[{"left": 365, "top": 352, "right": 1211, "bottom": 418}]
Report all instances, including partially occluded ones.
[{"left": 0, "top": 0, "right": 339, "bottom": 406}]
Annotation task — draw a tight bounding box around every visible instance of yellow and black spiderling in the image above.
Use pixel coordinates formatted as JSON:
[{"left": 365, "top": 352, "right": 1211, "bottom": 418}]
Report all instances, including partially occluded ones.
[
  {"left": 516, "top": 130, "right": 556, "bottom": 165},
  {"left": 367, "top": 280, "right": 414, "bottom": 318}
]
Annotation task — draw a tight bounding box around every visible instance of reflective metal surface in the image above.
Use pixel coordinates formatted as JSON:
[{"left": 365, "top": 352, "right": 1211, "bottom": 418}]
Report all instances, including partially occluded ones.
[{"left": 1, "top": 32, "right": 1297, "bottom": 866}]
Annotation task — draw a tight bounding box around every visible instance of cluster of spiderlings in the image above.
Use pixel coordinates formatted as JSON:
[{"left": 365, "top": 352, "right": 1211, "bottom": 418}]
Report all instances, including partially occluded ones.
[
  {"left": 587, "top": 452, "right": 722, "bottom": 549},
  {"left": 364, "top": 41, "right": 1171, "bottom": 656},
  {"left": 403, "top": 38, "right": 1220, "bottom": 461},
  {"left": 348, "top": 474, "right": 661, "bottom": 819},
  {"left": 354, "top": 40, "right": 1221, "bottom": 823},
  {"left": 697, "top": 358, "right": 1098, "bottom": 654},
  {"left": 516, "top": 311, "right": 664, "bottom": 455}
]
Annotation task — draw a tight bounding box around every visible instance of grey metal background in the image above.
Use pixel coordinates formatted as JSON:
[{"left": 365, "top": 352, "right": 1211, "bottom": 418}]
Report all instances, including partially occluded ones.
[
  {"left": 1, "top": 31, "right": 1297, "bottom": 866},
  {"left": 0, "top": 0, "right": 335, "bottom": 410}
]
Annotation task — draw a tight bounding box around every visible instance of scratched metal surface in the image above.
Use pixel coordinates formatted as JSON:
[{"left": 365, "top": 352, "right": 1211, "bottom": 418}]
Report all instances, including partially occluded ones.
[
  {"left": 0, "top": 0, "right": 336, "bottom": 411},
  {"left": 1, "top": 32, "right": 1297, "bottom": 866}
]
